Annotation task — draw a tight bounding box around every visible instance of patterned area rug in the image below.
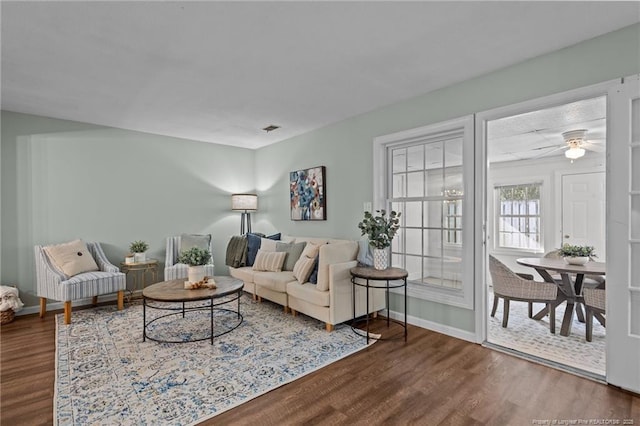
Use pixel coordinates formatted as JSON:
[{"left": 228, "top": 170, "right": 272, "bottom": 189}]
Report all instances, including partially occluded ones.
[
  {"left": 488, "top": 293, "right": 605, "bottom": 376},
  {"left": 55, "top": 295, "right": 373, "bottom": 425}
]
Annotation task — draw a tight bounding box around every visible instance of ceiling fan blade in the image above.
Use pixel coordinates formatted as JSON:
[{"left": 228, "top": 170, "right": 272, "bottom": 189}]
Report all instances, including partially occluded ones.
[
  {"left": 526, "top": 145, "right": 567, "bottom": 160},
  {"left": 583, "top": 142, "right": 606, "bottom": 152}
]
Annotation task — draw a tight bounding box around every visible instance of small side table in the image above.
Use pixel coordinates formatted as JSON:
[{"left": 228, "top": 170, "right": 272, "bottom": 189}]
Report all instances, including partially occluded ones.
[
  {"left": 120, "top": 259, "right": 159, "bottom": 297},
  {"left": 350, "top": 266, "right": 408, "bottom": 343}
]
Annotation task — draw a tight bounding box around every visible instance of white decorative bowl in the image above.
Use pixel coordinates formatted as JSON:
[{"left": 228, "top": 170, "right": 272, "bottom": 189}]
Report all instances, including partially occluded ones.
[{"left": 564, "top": 256, "right": 589, "bottom": 265}]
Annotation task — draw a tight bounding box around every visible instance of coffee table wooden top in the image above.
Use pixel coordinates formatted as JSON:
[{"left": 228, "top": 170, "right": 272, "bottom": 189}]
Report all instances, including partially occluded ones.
[{"left": 142, "top": 276, "right": 243, "bottom": 302}]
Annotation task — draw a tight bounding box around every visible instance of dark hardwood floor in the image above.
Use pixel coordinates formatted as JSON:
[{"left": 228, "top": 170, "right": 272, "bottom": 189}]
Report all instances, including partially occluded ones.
[{"left": 2, "top": 302, "right": 638, "bottom": 425}]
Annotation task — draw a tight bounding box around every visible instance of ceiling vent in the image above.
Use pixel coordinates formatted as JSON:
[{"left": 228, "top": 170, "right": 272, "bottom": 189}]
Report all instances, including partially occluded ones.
[{"left": 262, "top": 125, "right": 280, "bottom": 133}]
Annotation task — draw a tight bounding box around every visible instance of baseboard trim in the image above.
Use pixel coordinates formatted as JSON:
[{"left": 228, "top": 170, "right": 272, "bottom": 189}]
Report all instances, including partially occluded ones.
[
  {"left": 16, "top": 293, "right": 121, "bottom": 316},
  {"left": 387, "top": 309, "right": 477, "bottom": 343}
]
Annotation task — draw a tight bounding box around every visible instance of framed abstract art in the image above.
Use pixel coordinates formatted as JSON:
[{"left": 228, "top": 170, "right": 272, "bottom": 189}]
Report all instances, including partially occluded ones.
[{"left": 290, "top": 166, "right": 326, "bottom": 221}]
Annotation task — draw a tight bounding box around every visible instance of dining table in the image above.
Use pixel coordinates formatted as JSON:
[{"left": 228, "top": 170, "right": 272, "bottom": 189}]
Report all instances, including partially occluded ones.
[{"left": 516, "top": 257, "right": 606, "bottom": 337}]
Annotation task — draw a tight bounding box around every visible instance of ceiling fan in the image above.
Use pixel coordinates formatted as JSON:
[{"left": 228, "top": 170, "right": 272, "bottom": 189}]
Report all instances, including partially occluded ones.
[{"left": 528, "top": 128, "right": 605, "bottom": 162}]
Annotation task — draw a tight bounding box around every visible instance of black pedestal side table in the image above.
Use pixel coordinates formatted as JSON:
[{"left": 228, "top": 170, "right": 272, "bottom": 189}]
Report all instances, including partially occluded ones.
[{"left": 350, "top": 266, "right": 408, "bottom": 343}]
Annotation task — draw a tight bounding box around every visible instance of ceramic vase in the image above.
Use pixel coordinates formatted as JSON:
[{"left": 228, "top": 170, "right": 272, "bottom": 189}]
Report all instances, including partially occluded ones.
[
  {"left": 188, "top": 265, "right": 205, "bottom": 283},
  {"left": 134, "top": 252, "right": 146, "bottom": 263},
  {"left": 373, "top": 248, "right": 389, "bottom": 270},
  {"left": 564, "top": 256, "right": 589, "bottom": 265}
]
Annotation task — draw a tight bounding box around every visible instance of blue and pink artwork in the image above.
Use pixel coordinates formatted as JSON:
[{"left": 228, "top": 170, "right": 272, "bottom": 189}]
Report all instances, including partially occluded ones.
[{"left": 290, "top": 166, "right": 326, "bottom": 221}]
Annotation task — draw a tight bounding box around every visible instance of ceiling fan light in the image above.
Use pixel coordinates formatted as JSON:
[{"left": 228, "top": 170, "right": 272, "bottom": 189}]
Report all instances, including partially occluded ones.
[{"left": 565, "top": 146, "right": 585, "bottom": 160}]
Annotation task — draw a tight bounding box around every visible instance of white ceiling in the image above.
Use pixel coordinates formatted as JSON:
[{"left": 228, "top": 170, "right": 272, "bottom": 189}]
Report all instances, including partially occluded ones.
[{"left": 2, "top": 2, "right": 638, "bottom": 150}]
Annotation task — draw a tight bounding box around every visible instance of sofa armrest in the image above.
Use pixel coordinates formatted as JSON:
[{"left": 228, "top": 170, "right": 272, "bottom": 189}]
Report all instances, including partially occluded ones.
[
  {"left": 88, "top": 242, "right": 120, "bottom": 273},
  {"left": 328, "top": 260, "right": 358, "bottom": 324}
]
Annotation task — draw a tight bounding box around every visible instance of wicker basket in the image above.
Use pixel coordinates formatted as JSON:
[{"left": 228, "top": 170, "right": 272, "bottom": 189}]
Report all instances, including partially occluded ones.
[{"left": 1, "top": 309, "right": 15, "bottom": 325}]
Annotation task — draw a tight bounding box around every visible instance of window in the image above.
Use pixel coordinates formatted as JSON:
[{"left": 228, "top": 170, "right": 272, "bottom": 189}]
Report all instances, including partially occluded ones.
[
  {"left": 496, "top": 183, "right": 542, "bottom": 251},
  {"left": 373, "top": 115, "right": 474, "bottom": 309}
]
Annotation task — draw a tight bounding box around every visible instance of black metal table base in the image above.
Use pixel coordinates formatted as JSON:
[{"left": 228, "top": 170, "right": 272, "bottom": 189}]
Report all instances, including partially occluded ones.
[{"left": 143, "top": 292, "right": 242, "bottom": 345}]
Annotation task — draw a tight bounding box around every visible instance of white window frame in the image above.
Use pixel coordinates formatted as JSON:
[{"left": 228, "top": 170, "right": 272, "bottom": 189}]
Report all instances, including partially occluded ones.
[
  {"left": 494, "top": 181, "right": 544, "bottom": 253},
  {"left": 373, "top": 115, "right": 475, "bottom": 309}
]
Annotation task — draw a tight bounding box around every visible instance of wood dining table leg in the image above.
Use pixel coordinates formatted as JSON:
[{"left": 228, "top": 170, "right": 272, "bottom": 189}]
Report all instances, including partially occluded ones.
[{"left": 560, "top": 300, "right": 575, "bottom": 337}]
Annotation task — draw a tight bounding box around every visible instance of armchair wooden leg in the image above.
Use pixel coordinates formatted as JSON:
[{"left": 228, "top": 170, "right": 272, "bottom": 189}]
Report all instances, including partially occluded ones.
[
  {"left": 64, "top": 301, "right": 72, "bottom": 325},
  {"left": 284, "top": 306, "right": 289, "bottom": 314},
  {"left": 39, "top": 297, "right": 47, "bottom": 318},
  {"left": 92, "top": 296, "right": 98, "bottom": 306},
  {"left": 117, "top": 290, "right": 124, "bottom": 310},
  {"left": 325, "top": 323, "right": 334, "bottom": 332},
  {"left": 491, "top": 295, "right": 499, "bottom": 317},
  {"left": 502, "top": 299, "right": 510, "bottom": 328},
  {"left": 528, "top": 302, "right": 533, "bottom": 318},
  {"left": 258, "top": 296, "right": 262, "bottom": 303},
  {"left": 291, "top": 309, "right": 297, "bottom": 317},
  {"left": 548, "top": 302, "right": 556, "bottom": 334}
]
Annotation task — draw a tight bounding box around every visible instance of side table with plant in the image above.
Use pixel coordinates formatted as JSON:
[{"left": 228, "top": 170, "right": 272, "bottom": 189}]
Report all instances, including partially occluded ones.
[
  {"left": 559, "top": 243, "right": 596, "bottom": 265},
  {"left": 129, "top": 240, "right": 149, "bottom": 263},
  {"left": 358, "top": 209, "right": 401, "bottom": 270},
  {"left": 178, "top": 247, "right": 213, "bottom": 286}
]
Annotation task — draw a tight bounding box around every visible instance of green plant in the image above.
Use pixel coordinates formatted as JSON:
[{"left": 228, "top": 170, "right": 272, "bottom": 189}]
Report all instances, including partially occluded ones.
[
  {"left": 178, "top": 247, "right": 212, "bottom": 266},
  {"left": 358, "top": 209, "right": 401, "bottom": 249},
  {"left": 129, "top": 240, "right": 149, "bottom": 253},
  {"left": 559, "top": 244, "right": 597, "bottom": 258}
]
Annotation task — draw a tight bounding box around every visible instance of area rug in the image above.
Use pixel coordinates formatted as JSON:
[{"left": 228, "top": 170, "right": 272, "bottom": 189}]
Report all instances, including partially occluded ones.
[
  {"left": 488, "top": 293, "right": 605, "bottom": 376},
  {"left": 55, "top": 295, "right": 373, "bottom": 425}
]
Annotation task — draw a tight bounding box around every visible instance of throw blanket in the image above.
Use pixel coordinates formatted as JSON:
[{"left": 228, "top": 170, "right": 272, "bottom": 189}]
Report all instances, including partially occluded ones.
[{"left": 225, "top": 235, "right": 248, "bottom": 268}]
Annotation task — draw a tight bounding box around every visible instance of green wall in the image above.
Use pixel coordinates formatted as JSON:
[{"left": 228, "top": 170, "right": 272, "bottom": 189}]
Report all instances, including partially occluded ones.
[
  {"left": 2, "top": 24, "right": 639, "bottom": 331},
  {"left": 1, "top": 112, "right": 254, "bottom": 307},
  {"left": 254, "top": 23, "right": 640, "bottom": 333}
]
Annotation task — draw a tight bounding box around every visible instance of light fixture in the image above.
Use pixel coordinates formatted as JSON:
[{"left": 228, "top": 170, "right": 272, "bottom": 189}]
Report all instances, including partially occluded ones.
[
  {"left": 563, "top": 129, "right": 587, "bottom": 163},
  {"left": 231, "top": 194, "right": 258, "bottom": 234}
]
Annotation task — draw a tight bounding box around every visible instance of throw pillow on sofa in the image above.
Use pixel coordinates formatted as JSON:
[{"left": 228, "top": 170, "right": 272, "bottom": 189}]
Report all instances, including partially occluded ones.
[
  {"left": 246, "top": 232, "right": 280, "bottom": 266},
  {"left": 276, "top": 241, "right": 307, "bottom": 271},
  {"left": 252, "top": 250, "right": 287, "bottom": 272},
  {"left": 293, "top": 255, "right": 316, "bottom": 283}
]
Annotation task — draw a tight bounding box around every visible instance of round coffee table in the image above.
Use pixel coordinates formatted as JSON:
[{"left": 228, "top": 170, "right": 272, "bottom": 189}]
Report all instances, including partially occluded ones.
[{"left": 142, "top": 276, "right": 243, "bottom": 344}]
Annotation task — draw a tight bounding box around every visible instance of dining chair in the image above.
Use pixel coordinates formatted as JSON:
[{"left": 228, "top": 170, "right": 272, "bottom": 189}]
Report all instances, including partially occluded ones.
[
  {"left": 489, "top": 255, "right": 559, "bottom": 333},
  {"left": 583, "top": 288, "right": 606, "bottom": 342}
]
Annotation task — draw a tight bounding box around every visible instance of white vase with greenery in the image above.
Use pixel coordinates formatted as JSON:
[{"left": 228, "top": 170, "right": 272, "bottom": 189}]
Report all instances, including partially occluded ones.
[
  {"left": 178, "top": 247, "right": 212, "bottom": 283},
  {"left": 559, "top": 244, "right": 596, "bottom": 265},
  {"left": 129, "top": 240, "right": 149, "bottom": 263},
  {"left": 358, "top": 209, "right": 401, "bottom": 270}
]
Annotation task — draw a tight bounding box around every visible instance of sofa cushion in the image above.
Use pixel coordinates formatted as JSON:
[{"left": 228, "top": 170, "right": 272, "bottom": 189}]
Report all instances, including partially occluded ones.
[
  {"left": 260, "top": 237, "right": 280, "bottom": 252},
  {"left": 286, "top": 281, "right": 330, "bottom": 307},
  {"left": 301, "top": 242, "right": 322, "bottom": 259},
  {"left": 292, "top": 237, "right": 330, "bottom": 246},
  {"left": 44, "top": 239, "right": 99, "bottom": 278},
  {"left": 253, "top": 250, "right": 287, "bottom": 272},
  {"left": 316, "top": 241, "right": 358, "bottom": 291},
  {"left": 180, "top": 233, "right": 211, "bottom": 251},
  {"left": 254, "top": 271, "right": 296, "bottom": 293},
  {"left": 293, "top": 255, "right": 316, "bottom": 283},
  {"left": 276, "top": 241, "right": 307, "bottom": 271},
  {"left": 229, "top": 266, "right": 255, "bottom": 283}
]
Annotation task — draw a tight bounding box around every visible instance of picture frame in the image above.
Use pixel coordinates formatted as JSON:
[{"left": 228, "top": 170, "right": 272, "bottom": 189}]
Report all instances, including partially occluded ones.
[{"left": 290, "top": 166, "right": 326, "bottom": 221}]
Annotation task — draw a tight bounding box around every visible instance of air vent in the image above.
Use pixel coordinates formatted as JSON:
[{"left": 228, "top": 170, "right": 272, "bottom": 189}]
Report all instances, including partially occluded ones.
[{"left": 262, "top": 125, "right": 280, "bottom": 133}]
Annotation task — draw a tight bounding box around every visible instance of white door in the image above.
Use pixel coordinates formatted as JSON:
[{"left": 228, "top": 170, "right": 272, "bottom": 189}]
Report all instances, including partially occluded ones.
[
  {"left": 607, "top": 74, "right": 640, "bottom": 393},
  {"left": 562, "top": 172, "right": 606, "bottom": 260}
]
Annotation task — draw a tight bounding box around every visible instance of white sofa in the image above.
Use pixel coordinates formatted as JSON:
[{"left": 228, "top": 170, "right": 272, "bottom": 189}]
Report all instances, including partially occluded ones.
[{"left": 228, "top": 236, "right": 385, "bottom": 331}]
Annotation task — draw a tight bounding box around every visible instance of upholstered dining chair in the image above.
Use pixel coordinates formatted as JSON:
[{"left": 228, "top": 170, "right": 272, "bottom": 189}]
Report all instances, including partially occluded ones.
[
  {"left": 164, "top": 234, "right": 215, "bottom": 280},
  {"left": 35, "top": 241, "right": 125, "bottom": 324},
  {"left": 583, "top": 288, "right": 606, "bottom": 342},
  {"left": 489, "top": 255, "right": 559, "bottom": 333}
]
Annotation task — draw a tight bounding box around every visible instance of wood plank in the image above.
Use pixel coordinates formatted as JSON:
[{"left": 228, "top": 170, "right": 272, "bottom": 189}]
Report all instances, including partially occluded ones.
[{"left": 1, "top": 304, "right": 638, "bottom": 425}]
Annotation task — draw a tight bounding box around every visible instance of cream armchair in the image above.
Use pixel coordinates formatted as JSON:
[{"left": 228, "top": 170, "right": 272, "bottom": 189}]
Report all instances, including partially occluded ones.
[{"left": 35, "top": 241, "right": 125, "bottom": 324}]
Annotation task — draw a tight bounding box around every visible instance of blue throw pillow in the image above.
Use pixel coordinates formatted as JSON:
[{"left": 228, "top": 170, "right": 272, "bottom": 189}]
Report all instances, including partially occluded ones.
[
  {"left": 308, "top": 257, "right": 319, "bottom": 284},
  {"left": 246, "top": 233, "right": 262, "bottom": 266},
  {"left": 246, "top": 232, "right": 281, "bottom": 266}
]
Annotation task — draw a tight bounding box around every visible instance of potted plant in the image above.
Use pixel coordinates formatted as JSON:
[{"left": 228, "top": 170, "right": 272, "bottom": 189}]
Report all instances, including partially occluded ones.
[
  {"left": 178, "top": 247, "right": 212, "bottom": 283},
  {"left": 129, "top": 240, "right": 149, "bottom": 263},
  {"left": 559, "top": 244, "right": 596, "bottom": 265},
  {"left": 358, "top": 209, "right": 401, "bottom": 270}
]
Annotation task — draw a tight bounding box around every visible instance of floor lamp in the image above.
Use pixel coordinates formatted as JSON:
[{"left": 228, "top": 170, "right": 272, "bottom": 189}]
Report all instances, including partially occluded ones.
[{"left": 231, "top": 193, "right": 258, "bottom": 235}]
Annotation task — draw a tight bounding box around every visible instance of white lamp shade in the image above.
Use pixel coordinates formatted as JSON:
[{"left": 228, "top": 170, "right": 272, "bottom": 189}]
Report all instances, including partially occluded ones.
[
  {"left": 231, "top": 193, "right": 258, "bottom": 211},
  {"left": 565, "top": 147, "right": 585, "bottom": 160}
]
